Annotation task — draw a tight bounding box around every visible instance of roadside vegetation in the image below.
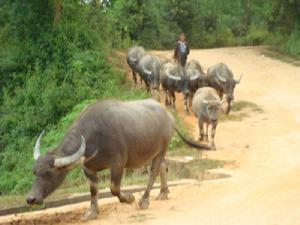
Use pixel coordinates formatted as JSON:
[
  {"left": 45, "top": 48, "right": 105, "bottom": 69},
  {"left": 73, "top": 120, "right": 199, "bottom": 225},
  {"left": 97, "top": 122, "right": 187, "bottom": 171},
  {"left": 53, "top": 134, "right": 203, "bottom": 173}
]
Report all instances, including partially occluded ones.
[{"left": 219, "top": 101, "right": 263, "bottom": 122}]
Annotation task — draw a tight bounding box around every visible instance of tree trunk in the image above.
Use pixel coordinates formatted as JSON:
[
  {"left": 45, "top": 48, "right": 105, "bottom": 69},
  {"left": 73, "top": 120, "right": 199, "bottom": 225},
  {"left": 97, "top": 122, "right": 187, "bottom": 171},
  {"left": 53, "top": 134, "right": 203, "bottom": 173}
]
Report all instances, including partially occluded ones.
[
  {"left": 93, "top": 0, "right": 100, "bottom": 8},
  {"left": 243, "top": 0, "right": 251, "bottom": 29},
  {"left": 53, "top": 0, "right": 63, "bottom": 26}
]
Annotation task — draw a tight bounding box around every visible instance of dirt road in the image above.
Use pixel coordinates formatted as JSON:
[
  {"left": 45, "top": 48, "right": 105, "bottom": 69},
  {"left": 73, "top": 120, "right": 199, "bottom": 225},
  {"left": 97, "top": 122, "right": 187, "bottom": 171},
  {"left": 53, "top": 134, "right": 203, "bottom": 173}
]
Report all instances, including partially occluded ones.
[{"left": 1, "top": 47, "right": 300, "bottom": 225}]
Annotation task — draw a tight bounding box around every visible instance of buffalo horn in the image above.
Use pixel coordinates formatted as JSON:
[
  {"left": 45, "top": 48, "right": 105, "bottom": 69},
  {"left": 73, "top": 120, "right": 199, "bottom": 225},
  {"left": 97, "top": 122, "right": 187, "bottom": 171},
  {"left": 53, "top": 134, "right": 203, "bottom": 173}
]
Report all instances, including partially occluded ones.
[{"left": 53, "top": 136, "right": 86, "bottom": 168}]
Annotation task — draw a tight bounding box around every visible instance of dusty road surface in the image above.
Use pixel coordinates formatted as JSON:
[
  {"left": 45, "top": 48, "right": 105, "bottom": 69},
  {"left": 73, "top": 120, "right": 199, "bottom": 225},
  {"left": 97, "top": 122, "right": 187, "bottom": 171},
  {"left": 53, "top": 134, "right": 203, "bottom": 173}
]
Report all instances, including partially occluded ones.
[{"left": 1, "top": 47, "right": 300, "bottom": 225}]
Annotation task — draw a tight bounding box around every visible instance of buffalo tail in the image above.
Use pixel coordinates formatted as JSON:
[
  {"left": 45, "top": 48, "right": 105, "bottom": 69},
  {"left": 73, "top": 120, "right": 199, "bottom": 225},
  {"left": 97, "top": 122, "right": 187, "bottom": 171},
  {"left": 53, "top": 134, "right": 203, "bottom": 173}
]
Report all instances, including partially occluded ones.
[{"left": 175, "top": 127, "right": 211, "bottom": 150}]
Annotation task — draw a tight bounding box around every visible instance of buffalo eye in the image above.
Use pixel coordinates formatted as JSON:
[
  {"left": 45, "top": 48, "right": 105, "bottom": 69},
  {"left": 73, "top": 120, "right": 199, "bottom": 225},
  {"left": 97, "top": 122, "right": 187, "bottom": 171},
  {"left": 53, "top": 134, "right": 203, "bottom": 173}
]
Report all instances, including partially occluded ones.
[{"left": 44, "top": 170, "right": 53, "bottom": 178}]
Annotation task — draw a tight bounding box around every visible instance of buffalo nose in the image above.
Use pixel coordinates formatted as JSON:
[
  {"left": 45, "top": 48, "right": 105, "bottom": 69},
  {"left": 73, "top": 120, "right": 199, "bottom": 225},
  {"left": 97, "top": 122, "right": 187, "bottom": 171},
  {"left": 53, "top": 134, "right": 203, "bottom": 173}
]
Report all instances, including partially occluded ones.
[
  {"left": 26, "top": 196, "right": 36, "bottom": 205},
  {"left": 211, "top": 118, "right": 218, "bottom": 123}
]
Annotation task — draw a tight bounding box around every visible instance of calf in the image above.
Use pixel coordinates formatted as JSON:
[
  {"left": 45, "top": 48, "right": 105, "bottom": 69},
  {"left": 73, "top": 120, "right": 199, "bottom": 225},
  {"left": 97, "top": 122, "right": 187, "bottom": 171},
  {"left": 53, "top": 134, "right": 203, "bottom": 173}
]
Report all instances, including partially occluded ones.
[{"left": 192, "top": 87, "right": 222, "bottom": 150}]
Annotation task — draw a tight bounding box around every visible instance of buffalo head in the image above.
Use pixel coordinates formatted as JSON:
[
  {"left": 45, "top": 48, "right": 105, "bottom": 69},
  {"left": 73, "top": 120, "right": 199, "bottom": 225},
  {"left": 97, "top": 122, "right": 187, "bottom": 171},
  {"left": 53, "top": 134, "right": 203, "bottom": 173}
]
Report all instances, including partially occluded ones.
[
  {"left": 202, "top": 99, "right": 223, "bottom": 123},
  {"left": 166, "top": 68, "right": 200, "bottom": 98},
  {"left": 216, "top": 72, "right": 243, "bottom": 114},
  {"left": 142, "top": 64, "right": 159, "bottom": 90},
  {"left": 128, "top": 56, "right": 139, "bottom": 70},
  {"left": 26, "top": 132, "right": 86, "bottom": 205}
]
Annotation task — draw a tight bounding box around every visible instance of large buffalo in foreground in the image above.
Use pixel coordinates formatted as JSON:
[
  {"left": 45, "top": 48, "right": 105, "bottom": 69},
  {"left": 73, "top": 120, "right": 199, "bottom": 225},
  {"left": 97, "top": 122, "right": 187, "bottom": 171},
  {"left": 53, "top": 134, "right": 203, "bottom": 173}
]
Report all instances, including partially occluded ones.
[
  {"left": 126, "top": 46, "right": 145, "bottom": 84},
  {"left": 160, "top": 62, "right": 201, "bottom": 114},
  {"left": 137, "top": 54, "right": 162, "bottom": 92},
  {"left": 192, "top": 87, "right": 222, "bottom": 150},
  {"left": 186, "top": 60, "right": 207, "bottom": 105},
  {"left": 27, "top": 99, "right": 210, "bottom": 220},
  {"left": 207, "top": 63, "right": 242, "bottom": 114}
]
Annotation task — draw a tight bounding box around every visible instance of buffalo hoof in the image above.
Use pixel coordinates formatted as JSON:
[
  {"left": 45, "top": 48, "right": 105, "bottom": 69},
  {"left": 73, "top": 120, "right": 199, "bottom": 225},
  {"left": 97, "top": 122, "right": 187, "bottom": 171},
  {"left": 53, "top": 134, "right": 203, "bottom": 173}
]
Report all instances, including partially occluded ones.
[
  {"left": 156, "top": 192, "right": 168, "bottom": 200},
  {"left": 125, "top": 194, "right": 135, "bottom": 204},
  {"left": 82, "top": 209, "right": 98, "bottom": 221},
  {"left": 138, "top": 197, "right": 149, "bottom": 210},
  {"left": 204, "top": 136, "right": 209, "bottom": 142},
  {"left": 210, "top": 144, "right": 216, "bottom": 151}
]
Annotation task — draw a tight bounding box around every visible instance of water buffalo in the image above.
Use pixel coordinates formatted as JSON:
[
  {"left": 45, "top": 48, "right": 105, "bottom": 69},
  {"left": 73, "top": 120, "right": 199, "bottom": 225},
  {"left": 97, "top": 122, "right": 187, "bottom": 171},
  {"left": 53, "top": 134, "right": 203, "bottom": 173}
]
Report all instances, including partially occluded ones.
[
  {"left": 126, "top": 46, "right": 145, "bottom": 84},
  {"left": 160, "top": 62, "right": 201, "bottom": 114},
  {"left": 137, "top": 54, "right": 162, "bottom": 92},
  {"left": 27, "top": 99, "right": 210, "bottom": 220},
  {"left": 207, "top": 63, "right": 242, "bottom": 114},
  {"left": 192, "top": 87, "right": 222, "bottom": 150},
  {"left": 186, "top": 60, "right": 208, "bottom": 105}
]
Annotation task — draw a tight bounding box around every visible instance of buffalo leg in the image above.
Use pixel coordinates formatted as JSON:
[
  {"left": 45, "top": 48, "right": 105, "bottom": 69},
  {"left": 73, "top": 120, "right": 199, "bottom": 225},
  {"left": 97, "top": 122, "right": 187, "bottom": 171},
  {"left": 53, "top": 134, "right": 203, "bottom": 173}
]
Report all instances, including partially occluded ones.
[
  {"left": 217, "top": 91, "right": 224, "bottom": 100},
  {"left": 204, "top": 123, "right": 209, "bottom": 142},
  {"left": 198, "top": 119, "right": 204, "bottom": 141},
  {"left": 110, "top": 167, "right": 135, "bottom": 204},
  {"left": 189, "top": 94, "right": 193, "bottom": 107},
  {"left": 210, "top": 122, "right": 218, "bottom": 150},
  {"left": 156, "top": 160, "right": 169, "bottom": 200},
  {"left": 164, "top": 90, "right": 170, "bottom": 106},
  {"left": 139, "top": 153, "right": 165, "bottom": 209},
  {"left": 145, "top": 81, "right": 150, "bottom": 93},
  {"left": 168, "top": 92, "right": 173, "bottom": 108},
  {"left": 140, "top": 76, "right": 143, "bottom": 85},
  {"left": 83, "top": 171, "right": 99, "bottom": 220},
  {"left": 170, "top": 91, "right": 176, "bottom": 109},
  {"left": 132, "top": 70, "right": 137, "bottom": 84},
  {"left": 168, "top": 91, "right": 173, "bottom": 107},
  {"left": 184, "top": 95, "right": 189, "bottom": 114}
]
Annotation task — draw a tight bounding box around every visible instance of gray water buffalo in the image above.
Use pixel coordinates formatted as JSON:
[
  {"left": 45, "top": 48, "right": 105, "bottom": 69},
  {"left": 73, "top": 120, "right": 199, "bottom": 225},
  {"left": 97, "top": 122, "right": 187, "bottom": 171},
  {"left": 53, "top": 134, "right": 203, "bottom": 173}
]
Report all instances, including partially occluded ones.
[
  {"left": 207, "top": 63, "right": 242, "bottom": 114},
  {"left": 27, "top": 99, "right": 210, "bottom": 220},
  {"left": 126, "top": 46, "right": 145, "bottom": 84},
  {"left": 186, "top": 60, "right": 208, "bottom": 105},
  {"left": 192, "top": 87, "right": 222, "bottom": 150},
  {"left": 160, "top": 62, "right": 201, "bottom": 114},
  {"left": 137, "top": 55, "right": 162, "bottom": 92}
]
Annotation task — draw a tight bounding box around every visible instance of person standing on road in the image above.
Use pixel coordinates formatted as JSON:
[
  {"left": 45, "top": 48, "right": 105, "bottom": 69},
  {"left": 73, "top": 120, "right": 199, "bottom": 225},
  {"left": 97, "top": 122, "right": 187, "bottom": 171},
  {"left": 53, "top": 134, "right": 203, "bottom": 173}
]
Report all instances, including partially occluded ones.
[{"left": 174, "top": 32, "right": 190, "bottom": 67}]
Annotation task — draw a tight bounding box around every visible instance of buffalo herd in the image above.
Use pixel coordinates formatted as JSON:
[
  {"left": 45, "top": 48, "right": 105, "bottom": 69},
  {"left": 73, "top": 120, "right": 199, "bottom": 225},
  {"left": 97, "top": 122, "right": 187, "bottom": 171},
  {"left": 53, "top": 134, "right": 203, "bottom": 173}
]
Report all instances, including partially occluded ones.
[
  {"left": 127, "top": 46, "right": 242, "bottom": 150},
  {"left": 26, "top": 45, "right": 242, "bottom": 221}
]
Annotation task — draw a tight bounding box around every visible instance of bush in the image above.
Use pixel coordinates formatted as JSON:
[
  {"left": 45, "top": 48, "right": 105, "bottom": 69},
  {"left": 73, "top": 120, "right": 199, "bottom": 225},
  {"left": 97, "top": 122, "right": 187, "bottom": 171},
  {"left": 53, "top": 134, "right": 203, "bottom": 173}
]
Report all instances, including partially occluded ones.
[
  {"left": 284, "top": 29, "right": 300, "bottom": 57},
  {"left": 241, "top": 25, "right": 272, "bottom": 45}
]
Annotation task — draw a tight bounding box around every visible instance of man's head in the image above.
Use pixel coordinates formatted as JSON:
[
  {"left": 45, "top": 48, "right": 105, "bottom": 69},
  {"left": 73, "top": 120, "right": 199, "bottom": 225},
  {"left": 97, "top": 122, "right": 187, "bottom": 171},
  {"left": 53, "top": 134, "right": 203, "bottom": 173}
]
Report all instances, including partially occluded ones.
[{"left": 179, "top": 32, "right": 186, "bottom": 42}]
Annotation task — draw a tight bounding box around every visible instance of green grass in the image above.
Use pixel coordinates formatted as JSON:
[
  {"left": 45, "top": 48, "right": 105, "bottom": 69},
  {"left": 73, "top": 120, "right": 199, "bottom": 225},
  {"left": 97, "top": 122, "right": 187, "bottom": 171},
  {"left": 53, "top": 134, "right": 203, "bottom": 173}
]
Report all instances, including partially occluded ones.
[
  {"left": 231, "top": 101, "right": 263, "bottom": 112},
  {"left": 262, "top": 47, "right": 300, "bottom": 67},
  {"left": 219, "top": 100, "right": 263, "bottom": 122}
]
